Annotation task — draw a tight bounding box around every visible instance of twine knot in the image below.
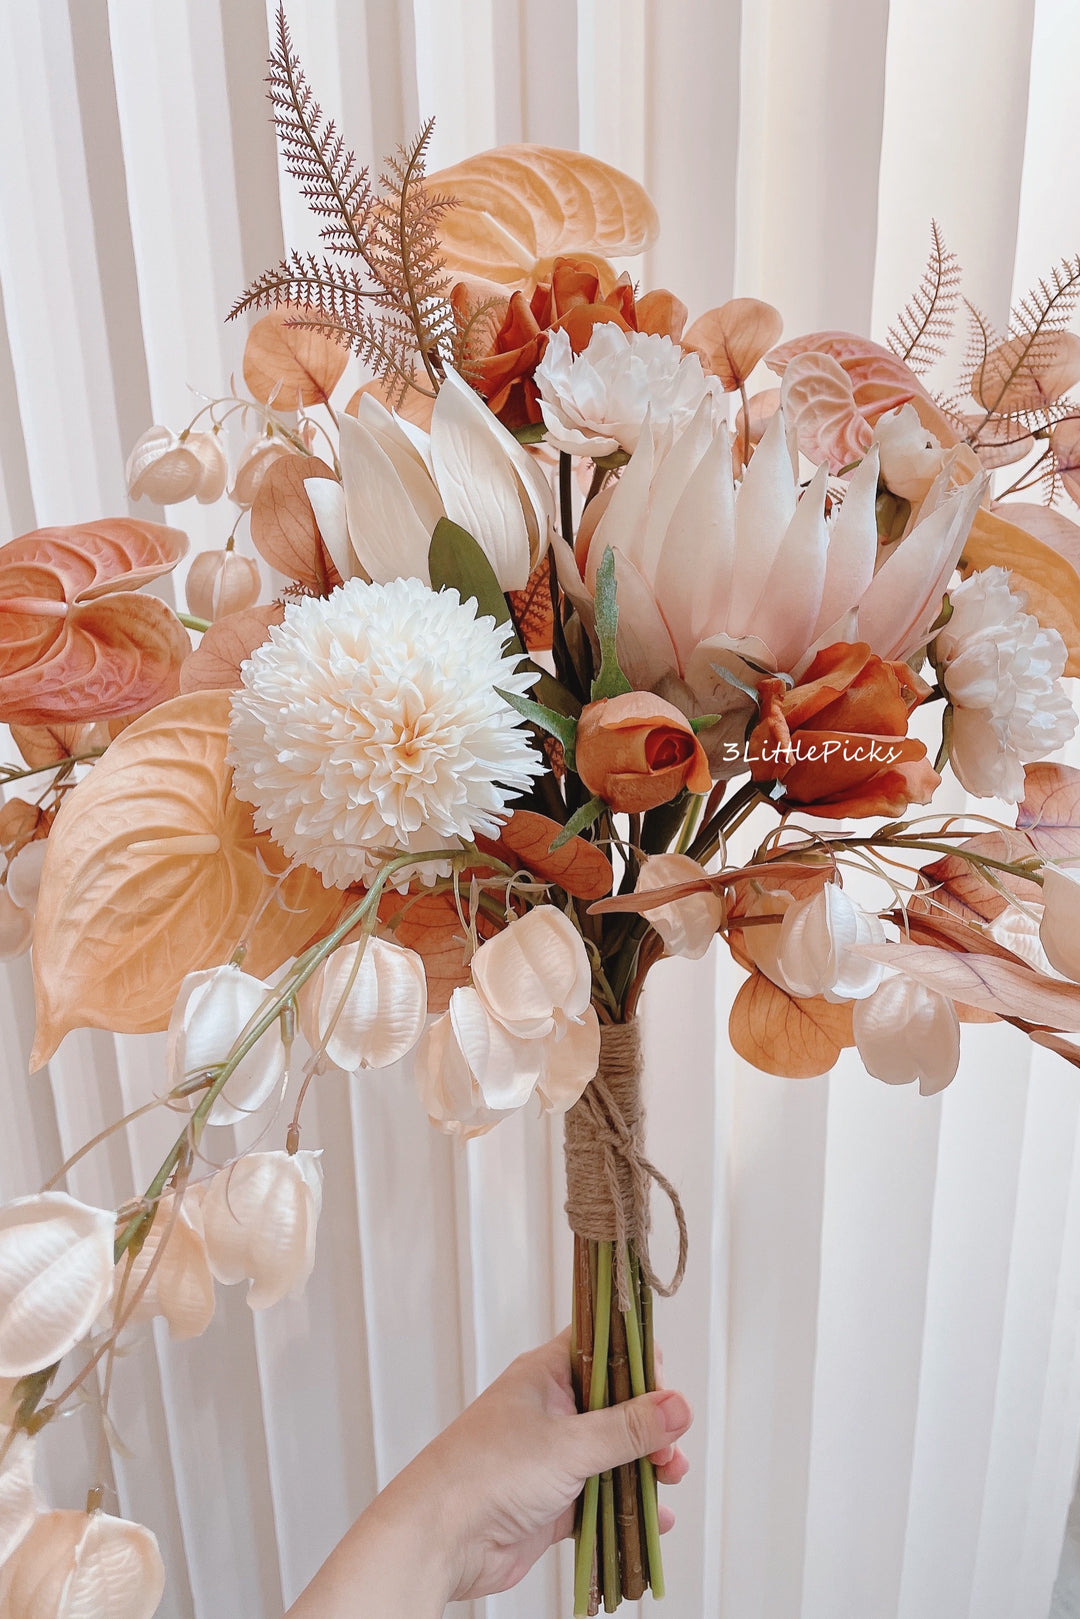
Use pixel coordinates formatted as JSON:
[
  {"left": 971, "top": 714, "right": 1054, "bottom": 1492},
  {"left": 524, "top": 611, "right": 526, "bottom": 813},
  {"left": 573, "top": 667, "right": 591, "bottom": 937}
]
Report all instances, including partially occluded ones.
[{"left": 564, "top": 1019, "right": 688, "bottom": 1310}]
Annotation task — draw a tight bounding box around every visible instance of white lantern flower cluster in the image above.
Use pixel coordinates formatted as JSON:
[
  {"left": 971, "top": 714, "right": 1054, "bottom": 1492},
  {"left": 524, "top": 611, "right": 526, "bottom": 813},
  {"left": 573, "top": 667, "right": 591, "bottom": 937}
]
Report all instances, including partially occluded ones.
[
  {"left": 416, "top": 906, "right": 601, "bottom": 1136},
  {"left": 935, "top": 565, "right": 1077, "bottom": 802},
  {"left": 125, "top": 426, "right": 228, "bottom": 505},
  {"left": 633, "top": 853, "right": 725, "bottom": 960}
]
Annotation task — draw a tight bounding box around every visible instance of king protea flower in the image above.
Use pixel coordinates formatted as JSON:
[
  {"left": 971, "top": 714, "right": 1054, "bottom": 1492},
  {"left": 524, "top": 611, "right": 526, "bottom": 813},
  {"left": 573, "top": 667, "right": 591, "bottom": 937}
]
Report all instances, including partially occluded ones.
[
  {"left": 306, "top": 365, "right": 554, "bottom": 592},
  {"left": 559, "top": 405, "right": 985, "bottom": 738}
]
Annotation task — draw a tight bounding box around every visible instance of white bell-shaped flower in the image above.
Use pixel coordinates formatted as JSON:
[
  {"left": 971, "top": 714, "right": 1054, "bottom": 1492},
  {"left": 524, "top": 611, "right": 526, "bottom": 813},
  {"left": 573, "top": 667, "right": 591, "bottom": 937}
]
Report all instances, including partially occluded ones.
[
  {"left": 852, "top": 972, "right": 961, "bottom": 1095},
  {"left": 774, "top": 883, "right": 886, "bottom": 1001},
  {"left": 184, "top": 549, "right": 262, "bottom": 622},
  {"left": 471, "top": 906, "right": 592, "bottom": 1039},
  {"left": 5, "top": 842, "right": 47, "bottom": 917},
  {"left": 298, "top": 938, "right": 427, "bottom": 1070},
  {"left": 0, "top": 1509, "right": 164, "bottom": 1619},
  {"left": 0, "top": 890, "right": 33, "bottom": 959},
  {"left": 634, "top": 853, "right": 724, "bottom": 960},
  {"left": 1039, "top": 866, "right": 1080, "bottom": 983},
  {"left": 126, "top": 426, "right": 226, "bottom": 505},
  {"left": 535, "top": 1008, "right": 601, "bottom": 1112},
  {"left": 200, "top": 1151, "right": 322, "bottom": 1310},
  {"left": 230, "top": 436, "right": 295, "bottom": 507},
  {"left": 166, "top": 966, "right": 287, "bottom": 1127},
  {"left": 125, "top": 1192, "right": 214, "bottom": 1342},
  {"left": 0, "top": 1432, "right": 37, "bottom": 1569},
  {"left": 0, "top": 1193, "right": 115, "bottom": 1379}
]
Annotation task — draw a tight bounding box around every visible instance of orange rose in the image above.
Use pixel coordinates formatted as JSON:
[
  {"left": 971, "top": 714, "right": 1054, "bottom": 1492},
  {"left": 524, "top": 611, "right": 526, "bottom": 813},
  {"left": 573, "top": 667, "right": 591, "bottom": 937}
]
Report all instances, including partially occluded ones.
[
  {"left": 576, "top": 692, "right": 712, "bottom": 814},
  {"left": 746, "top": 641, "right": 939, "bottom": 817},
  {"left": 461, "top": 258, "right": 684, "bottom": 431}
]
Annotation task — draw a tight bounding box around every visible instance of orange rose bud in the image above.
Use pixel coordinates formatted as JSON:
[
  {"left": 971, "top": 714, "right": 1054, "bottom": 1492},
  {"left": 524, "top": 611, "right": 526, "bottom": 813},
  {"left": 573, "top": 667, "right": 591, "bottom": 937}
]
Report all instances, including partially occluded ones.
[
  {"left": 576, "top": 692, "right": 712, "bottom": 814},
  {"left": 746, "top": 641, "right": 940, "bottom": 818}
]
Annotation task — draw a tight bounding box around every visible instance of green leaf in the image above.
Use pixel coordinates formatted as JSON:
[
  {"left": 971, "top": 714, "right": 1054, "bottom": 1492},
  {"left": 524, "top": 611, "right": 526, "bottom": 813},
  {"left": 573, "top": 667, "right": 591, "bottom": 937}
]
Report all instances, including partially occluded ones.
[
  {"left": 548, "top": 795, "right": 605, "bottom": 850},
  {"left": 591, "top": 546, "right": 633, "bottom": 701},
  {"left": 496, "top": 688, "right": 578, "bottom": 767},
  {"left": 689, "top": 713, "right": 722, "bottom": 735},
  {"left": 428, "top": 517, "right": 511, "bottom": 630},
  {"left": 512, "top": 422, "right": 548, "bottom": 445}
]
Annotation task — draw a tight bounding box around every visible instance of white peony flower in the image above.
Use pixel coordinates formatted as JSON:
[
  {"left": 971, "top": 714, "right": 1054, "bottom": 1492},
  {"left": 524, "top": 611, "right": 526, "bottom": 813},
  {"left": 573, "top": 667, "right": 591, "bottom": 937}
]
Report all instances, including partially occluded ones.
[
  {"left": 535, "top": 325, "right": 724, "bottom": 457},
  {"left": 773, "top": 883, "right": 886, "bottom": 1002},
  {"left": 0, "top": 1508, "right": 165, "bottom": 1619},
  {"left": 298, "top": 937, "right": 428, "bottom": 1070},
  {"left": 872, "top": 404, "right": 948, "bottom": 501},
  {"left": 201, "top": 1151, "right": 322, "bottom": 1310},
  {"left": 634, "top": 853, "right": 724, "bottom": 960},
  {"left": 935, "top": 566, "right": 1077, "bottom": 801},
  {"left": 415, "top": 985, "right": 599, "bottom": 1137},
  {"left": 228, "top": 576, "right": 543, "bottom": 888},
  {"left": 852, "top": 972, "right": 961, "bottom": 1095}
]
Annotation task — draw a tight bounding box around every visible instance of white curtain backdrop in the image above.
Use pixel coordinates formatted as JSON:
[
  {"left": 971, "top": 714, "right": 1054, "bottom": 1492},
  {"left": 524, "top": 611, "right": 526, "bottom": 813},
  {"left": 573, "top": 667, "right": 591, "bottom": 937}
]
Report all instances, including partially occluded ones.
[{"left": 2, "top": 2, "right": 1080, "bottom": 1616}]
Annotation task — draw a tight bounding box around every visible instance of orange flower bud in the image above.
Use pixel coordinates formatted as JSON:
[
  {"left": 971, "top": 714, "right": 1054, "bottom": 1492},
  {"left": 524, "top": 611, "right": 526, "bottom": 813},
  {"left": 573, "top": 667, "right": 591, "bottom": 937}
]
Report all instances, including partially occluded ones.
[{"left": 575, "top": 692, "right": 712, "bottom": 814}]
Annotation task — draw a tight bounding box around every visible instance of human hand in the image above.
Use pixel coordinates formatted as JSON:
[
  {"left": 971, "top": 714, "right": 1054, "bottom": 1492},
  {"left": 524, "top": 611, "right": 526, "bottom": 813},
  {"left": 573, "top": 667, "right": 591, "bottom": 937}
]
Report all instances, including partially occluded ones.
[{"left": 285, "top": 1328, "right": 692, "bottom": 1617}]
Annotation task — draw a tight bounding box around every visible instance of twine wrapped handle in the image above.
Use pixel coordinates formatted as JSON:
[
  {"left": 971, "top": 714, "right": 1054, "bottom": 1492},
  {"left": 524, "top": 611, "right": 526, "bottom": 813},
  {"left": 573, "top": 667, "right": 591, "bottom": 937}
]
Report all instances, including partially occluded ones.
[{"left": 564, "top": 1019, "right": 688, "bottom": 1311}]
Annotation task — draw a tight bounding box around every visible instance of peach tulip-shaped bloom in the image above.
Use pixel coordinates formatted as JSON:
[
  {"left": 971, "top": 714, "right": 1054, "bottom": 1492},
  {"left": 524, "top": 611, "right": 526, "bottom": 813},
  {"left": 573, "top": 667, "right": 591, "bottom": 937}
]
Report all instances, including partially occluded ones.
[
  {"left": 0, "top": 1509, "right": 165, "bottom": 1619},
  {"left": 852, "top": 972, "right": 961, "bottom": 1094},
  {"left": 575, "top": 693, "right": 712, "bottom": 814},
  {"left": 634, "top": 853, "right": 724, "bottom": 959},
  {"left": 201, "top": 1150, "right": 322, "bottom": 1310},
  {"left": 1039, "top": 866, "right": 1080, "bottom": 982},
  {"left": 0, "top": 1192, "right": 115, "bottom": 1379},
  {"left": 298, "top": 937, "right": 428, "bottom": 1070},
  {"left": 319, "top": 366, "right": 554, "bottom": 591},
  {"left": 470, "top": 905, "right": 592, "bottom": 1039},
  {"left": 773, "top": 883, "right": 886, "bottom": 1001},
  {"left": 561, "top": 404, "right": 985, "bottom": 725}
]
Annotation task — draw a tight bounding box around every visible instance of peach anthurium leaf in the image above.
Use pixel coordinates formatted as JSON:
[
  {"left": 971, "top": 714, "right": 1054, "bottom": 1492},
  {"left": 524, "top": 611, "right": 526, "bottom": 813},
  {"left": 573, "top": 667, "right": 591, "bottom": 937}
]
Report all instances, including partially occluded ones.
[
  {"left": 766, "top": 331, "right": 958, "bottom": 440},
  {"left": 0, "top": 593, "right": 190, "bottom": 725},
  {"left": 779, "top": 351, "right": 873, "bottom": 472},
  {"left": 30, "top": 691, "right": 338, "bottom": 1066},
  {"left": 0, "top": 519, "right": 188, "bottom": 605},
  {"left": 1017, "top": 762, "right": 1080, "bottom": 857},
  {"left": 958, "top": 505, "right": 1080, "bottom": 675},
  {"left": 430, "top": 145, "right": 659, "bottom": 288},
  {"left": 729, "top": 968, "right": 854, "bottom": 1078},
  {"left": 854, "top": 941, "right": 1080, "bottom": 1029},
  {"left": 242, "top": 308, "right": 349, "bottom": 408},
  {"left": 250, "top": 455, "right": 342, "bottom": 593},
  {"left": 180, "top": 604, "right": 286, "bottom": 694}
]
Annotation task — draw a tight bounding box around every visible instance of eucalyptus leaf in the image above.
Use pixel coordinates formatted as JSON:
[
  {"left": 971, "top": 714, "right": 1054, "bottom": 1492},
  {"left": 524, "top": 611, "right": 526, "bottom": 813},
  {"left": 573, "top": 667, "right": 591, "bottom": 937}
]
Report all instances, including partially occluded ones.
[{"left": 549, "top": 794, "right": 605, "bottom": 850}]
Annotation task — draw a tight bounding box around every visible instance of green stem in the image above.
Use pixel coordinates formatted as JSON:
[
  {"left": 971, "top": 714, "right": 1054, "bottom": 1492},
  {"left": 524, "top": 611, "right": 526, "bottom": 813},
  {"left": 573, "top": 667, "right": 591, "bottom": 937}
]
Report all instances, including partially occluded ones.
[
  {"left": 560, "top": 451, "right": 575, "bottom": 549},
  {"left": 623, "top": 1243, "right": 664, "bottom": 1598},
  {"left": 574, "top": 1241, "right": 613, "bottom": 1616},
  {"left": 179, "top": 613, "right": 211, "bottom": 633},
  {"left": 600, "top": 1468, "right": 620, "bottom": 1611}
]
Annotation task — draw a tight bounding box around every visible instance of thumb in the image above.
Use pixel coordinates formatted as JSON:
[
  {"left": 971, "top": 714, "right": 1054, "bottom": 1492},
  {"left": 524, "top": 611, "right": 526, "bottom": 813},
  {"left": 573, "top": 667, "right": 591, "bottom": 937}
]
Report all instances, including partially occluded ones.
[{"left": 573, "top": 1389, "right": 692, "bottom": 1475}]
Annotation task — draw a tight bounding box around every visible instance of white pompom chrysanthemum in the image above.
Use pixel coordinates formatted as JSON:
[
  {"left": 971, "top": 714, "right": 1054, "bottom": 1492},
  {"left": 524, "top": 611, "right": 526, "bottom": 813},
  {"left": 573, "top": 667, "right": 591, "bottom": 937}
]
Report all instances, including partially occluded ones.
[
  {"left": 228, "top": 577, "right": 542, "bottom": 887},
  {"left": 936, "top": 565, "right": 1077, "bottom": 802}
]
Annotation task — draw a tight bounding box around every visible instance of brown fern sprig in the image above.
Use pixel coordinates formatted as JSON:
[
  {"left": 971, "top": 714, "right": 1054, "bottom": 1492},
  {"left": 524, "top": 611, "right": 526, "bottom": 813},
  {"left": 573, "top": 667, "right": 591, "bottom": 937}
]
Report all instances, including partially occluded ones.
[
  {"left": 963, "top": 257, "right": 1080, "bottom": 433},
  {"left": 887, "top": 221, "right": 961, "bottom": 375},
  {"left": 267, "top": 6, "right": 374, "bottom": 259}
]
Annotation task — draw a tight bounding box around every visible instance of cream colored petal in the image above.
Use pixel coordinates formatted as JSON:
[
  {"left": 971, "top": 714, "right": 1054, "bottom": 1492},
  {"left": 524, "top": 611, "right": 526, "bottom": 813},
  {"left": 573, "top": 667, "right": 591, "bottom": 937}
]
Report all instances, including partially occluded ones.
[
  {"left": 729, "top": 409, "right": 797, "bottom": 634},
  {"left": 186, "top": 432, "right": 228, "bottom": 504},
  {"left": 429, "top": 367, "right": 542, "bottom": 590},
  {"left": 125, "top": 426, "right": 203, "bottom": 504},
  {"left": 0, "top": 1431, "right": 37, "bottom": 1569},
  {"left": 5, "top": 842, "right": 47, "bottom": 917},
  {"left": 449, "top": 985, "right": 545, "bottom": 1109},
  {"left": 337, "top": 411, "right": 437, "bottom": 583},
  {"left": 651, "top": 420, "right": 736, "bottom": 662},
  {"left": 200, "top": 1151, "right": 322, "bottom": 1310},
  {"left": 0, "top": 892, "right": 33, "bottom": 959},
  {"left": 414, "top": 1011, "right": 483, "bottom": 1128},
  {"left": 0, "top": 1509, "right": 165, "bottom": 1619},
  {"left": 166, "top": 966, "right": 286, "bottom": 1128},
  {"left": 777, "top": 885, "right": 884, "bottom": 1001},
  {"left": 748, "top": 463, "right": 829, "bottom": 672},
  {"left": 303, "top": 478, "right": 353, "bottom": 582},
  {"left": 590, "top": 416, "right": 660, "bottom": 583},
  {"left": 858, "top": 472, "right": 986, "bottom": 659},
  {"left": 852, "top": 974, "right": 960, "bottom": 1094},
  {"left": 299, "top": 938, "right": 427, "bottom": 1070},
  {"left": 537, "top": 1006, "right": 601, "bottom": 1111},
  {"left": 814, "top": 446, "right": 879, "bottom": 640},
  {"left": 1040, "top": 866, "right": 1080, "bottom": 982},
  {"left": 635, "top": 853, "right": 724, "bottom": 960},
  {"left": 126, "top": 1193, "right": 215, "bottom": 1342},
  {"left": 471, "top": 906, "right": 592, "bottom": 1038},
  {"left": 0, "top": 1192, "right": 115, "bottom": 1379},
  {"left": 741, "top": 889, "right": 795, "bottom": 989}
]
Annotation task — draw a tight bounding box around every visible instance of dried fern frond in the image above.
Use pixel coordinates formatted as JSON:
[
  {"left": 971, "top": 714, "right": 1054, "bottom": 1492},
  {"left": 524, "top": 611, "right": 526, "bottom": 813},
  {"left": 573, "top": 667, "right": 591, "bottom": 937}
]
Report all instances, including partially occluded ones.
[
  {"left": 887, "top": 220, "right": 961, "bottom": 375},
  {"left": 962, "top": 258, "right": 1080, "bottom": 431},
  {"left": 231, "top": 8, "right": 455, "bottom": 401}
]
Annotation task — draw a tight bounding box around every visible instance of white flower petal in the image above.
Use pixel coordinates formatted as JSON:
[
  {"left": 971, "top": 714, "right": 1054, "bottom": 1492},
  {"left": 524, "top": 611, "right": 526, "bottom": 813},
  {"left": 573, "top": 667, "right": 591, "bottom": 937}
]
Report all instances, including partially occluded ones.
[
  {"left": 0, "top": 1432, "right": 37, "bottom": 1569},
  {"left": 471, "top": 907, "right": 592, "bottom": 1039},
  {"left": 201, "top": 1151, "right": 322, "bottom": 1310},
  {"left": 186, "top": 432, "right": 228, "bottom": 504},
  {"left": 853, "top": 973, "right": 961, "bottom": 1094},
  {"left": 858, "top": 471, "right": 985, "bottom": 659},
  {"left": 126, "top": 1193, "right": 215, "bottom": 1342},
  {"left": 449, "top": 986, "right": 546, "bottom": 1109},
  {"left": 303, "top": 478, "right": 353, "bottom": 582},
  {"left": 537, "top": 1007, "right": 601, "bottom": 1111},
  {"left": 125, "top": 426, "right": 203, "bottom": 504},
  {"left": 5, "top": 843, "right": 48, "bottom": 917},
  {"left": 337, "top": 410, "right": 437, "bottom": 583},
  {"left": 0, "top": 1193, "right": 115, "bottom": 1379},
  {"left": 166, "top": 966, "right": 286, "bottom": 1128},
  {"left": 0, "top": 891, "right": 33, "bottom": 959},
  {"left": 299, "top": 938, "right": 427, "bottom": 1070},
  {"left": 635, "top": 854, "right": 723, "bottom": 960},
  {"left": 776, "top": 885, "right": 884, "bottom": 1001},
  {"left": 0, "top": 1509, "right": 164, "bottom": 1619}
]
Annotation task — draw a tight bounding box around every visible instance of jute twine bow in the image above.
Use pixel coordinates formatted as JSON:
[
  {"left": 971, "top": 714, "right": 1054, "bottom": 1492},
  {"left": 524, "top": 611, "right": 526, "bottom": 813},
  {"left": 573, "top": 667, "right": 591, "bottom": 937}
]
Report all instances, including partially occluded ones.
[{"left": 564, "top": 1018, "right": 688, "bottom": 1311}]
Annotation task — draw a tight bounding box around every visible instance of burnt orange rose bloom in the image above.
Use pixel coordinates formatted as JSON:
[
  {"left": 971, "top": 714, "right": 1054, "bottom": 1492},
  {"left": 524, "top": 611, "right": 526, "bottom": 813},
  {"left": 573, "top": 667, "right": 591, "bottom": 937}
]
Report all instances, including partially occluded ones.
[
  {"left": 461, "top": 258, "right": 685, "bottom": 431},
  {"left": 576, "top": 692, "right": 712, "bottom": 815},
  {"left": 746, "top": 641, "right": 940, "bottom": 817}
]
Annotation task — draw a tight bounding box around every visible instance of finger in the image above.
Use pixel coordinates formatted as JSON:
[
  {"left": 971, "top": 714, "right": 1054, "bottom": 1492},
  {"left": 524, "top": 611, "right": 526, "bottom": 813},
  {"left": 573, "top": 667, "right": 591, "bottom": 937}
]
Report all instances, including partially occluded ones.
[
  {"left": 647, "top": 1442, "right": 675, "bottom": 1468},
  {"left": 654, "top": 1447, "right": 689, "bottom": 1487},
  {"left": 572, "top": 1389, "right": 693, "bottom": 1476},
  {"left": 658, "top": 1504, "right": 676, "bottom": 1535}
]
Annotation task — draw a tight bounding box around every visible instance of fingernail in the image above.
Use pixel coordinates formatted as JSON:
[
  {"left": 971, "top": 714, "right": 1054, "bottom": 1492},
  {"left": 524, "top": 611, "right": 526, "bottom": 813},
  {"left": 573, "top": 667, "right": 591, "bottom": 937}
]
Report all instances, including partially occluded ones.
[{"left": 654, "top": 1389, "right": 692, "bottom": 1435}]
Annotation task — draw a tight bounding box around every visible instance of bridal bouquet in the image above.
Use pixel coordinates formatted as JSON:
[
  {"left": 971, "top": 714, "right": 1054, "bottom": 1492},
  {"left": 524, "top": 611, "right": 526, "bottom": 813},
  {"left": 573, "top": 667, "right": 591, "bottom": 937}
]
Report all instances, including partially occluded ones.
[{"left": 5, "top": 11, "right": 1080, "bottom": 1615}]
